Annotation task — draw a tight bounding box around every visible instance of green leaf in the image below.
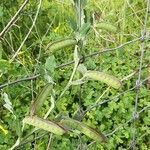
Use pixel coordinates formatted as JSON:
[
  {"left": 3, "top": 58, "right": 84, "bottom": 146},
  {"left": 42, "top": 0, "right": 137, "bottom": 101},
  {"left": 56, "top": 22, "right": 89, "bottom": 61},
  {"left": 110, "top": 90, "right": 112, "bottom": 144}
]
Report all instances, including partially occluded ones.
[
  {"left": 45, "top": 55, "right": 56, "bottom": 73},
  {"left": 13, "top": 118, "right": 22, "bottom": 138},
  {"left": 77, "top": 23, "right": 91, "bottom": 40},
  {"left": 71, "top": 78, "right": 86, "bottom": 85},
  {"left": 67, "top": 16, "right": 77, "bottom": 31},
  {"left": 73, "top": 0, "right": 87, "bottom": 8},
  {"left": 77, "top": 64, "right": 87, "bottom": 74},
  {"left": 2, "top": 92, "right": 15, "bottom": 118},
  {"left": 0, "top": 59, "right": 10, "bottom": 74},
  {"left": 0, "top": 125, "right": 8, "bottom": 135}
]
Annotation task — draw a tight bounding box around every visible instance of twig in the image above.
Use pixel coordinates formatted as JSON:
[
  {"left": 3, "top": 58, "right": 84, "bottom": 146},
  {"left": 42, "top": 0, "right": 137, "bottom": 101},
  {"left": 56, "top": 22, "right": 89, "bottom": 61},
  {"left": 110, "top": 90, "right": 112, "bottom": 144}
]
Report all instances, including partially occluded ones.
[
  {"left": 121, "top": 64, "right": 148, "bottom": 81},
  {"left": 46, "top": 134, "right": 53, "bottom": 150},
  {"left": 95, "top": 87, "right": 110, "bottom": 103},
  {"left": 10, "top": 0, "right": 42, "bottom": 62},
  {"left": 131, "top": 0, "right": 149, "bottom": 149},
  {"left": 31, "top": 133, "right": 37, "bottom": 150},
  {"left": 44, "top": 92, "right": 55, "bottom": 119},
  {"left": 0, "top": 74, "right": 40, "bottom": 89},
  {"left": 106, "top": 118, "right": 132, "bottom": 137},
  {"left": 16, "top": 132, "right": 49, "bottom": 149},
  {"left": 0, "top": 0, "right": 29, "bottom": 38},
  {"left": 126, "top": 0, "right": 143, "bottom": 26},
  {"left": 58, "top": 45, "right": 80, "bottom": 99},
  {"left": 121, "top": 71, "right": 137, "bottom": 81},
  {"left": 56, "top": 37, "right": 143, "bottom": 69}
]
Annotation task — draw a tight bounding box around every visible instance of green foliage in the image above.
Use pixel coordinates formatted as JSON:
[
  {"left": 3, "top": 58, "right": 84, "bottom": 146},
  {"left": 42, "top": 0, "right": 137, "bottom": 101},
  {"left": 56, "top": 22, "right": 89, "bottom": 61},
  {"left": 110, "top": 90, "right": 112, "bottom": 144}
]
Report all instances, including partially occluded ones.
[{"left": 0, "top": 0, "right": 149, "bottom": 149}]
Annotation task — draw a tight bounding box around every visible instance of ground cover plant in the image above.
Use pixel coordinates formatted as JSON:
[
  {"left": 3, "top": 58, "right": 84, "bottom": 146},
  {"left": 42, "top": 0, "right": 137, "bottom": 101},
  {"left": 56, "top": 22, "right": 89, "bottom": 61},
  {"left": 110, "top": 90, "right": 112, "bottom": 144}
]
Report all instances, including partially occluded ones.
[{"left": 0, "top": 0, "right": 150, "bottom": 149}]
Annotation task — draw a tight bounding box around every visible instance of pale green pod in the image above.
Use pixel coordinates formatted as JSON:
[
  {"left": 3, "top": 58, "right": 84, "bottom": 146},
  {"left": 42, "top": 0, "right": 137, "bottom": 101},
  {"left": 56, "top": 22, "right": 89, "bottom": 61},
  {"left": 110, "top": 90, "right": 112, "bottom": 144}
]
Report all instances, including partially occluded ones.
[
  {"left": 95, "top": 23, "right": 117, "bottom": 33},
  {"left": 46, "top": 38, "right": 77, "bottom": 53},
  {"left": 61, "top": 118, "right": 107, "bottom": 143},
  {"left": 30, "top": 83, "right": 53, "bottom": 116},
  {"left": 84, "top": 71, "right": 122, "bottom": 89},
  {"left": 23, "top": 116, "right": 66, "bottom": 135}
]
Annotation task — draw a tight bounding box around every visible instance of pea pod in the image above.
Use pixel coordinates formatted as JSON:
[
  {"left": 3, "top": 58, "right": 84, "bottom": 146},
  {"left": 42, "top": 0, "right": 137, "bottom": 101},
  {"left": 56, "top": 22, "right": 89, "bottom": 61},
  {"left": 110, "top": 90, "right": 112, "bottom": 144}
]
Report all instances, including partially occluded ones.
[
  {"left": 46, "top": 38, "right": 77, "bottom": 53},
  {"left": 23, "top": 116, "right": 66, "bottom": 135},
  {"left": 84, "top": 71, "right": 122, "bottom": 89},
  {"left": 95, "top": 22, "right": 117, "bottom": 33},
  {"left": 29, "top": 83, "right": 53, "bottom": 116},
  {"left": 61, "top": 117, "right": 107, "bottom": 143}
]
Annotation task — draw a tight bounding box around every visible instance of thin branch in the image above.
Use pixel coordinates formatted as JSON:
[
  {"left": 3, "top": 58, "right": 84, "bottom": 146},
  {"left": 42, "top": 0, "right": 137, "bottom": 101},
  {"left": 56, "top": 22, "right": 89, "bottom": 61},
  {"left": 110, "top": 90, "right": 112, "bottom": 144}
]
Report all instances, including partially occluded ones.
[
  {"left": 10, "top": 0, "right": 42, "bottom": 62},
  {"left": 121, "top": 64, "right": 148, "bottom": 81},
  {"left": 0, "top": 74, "right": 40, "bottom": 89},
  {"left": 58, "top": 45, "right": 80, "bottom": 99},
  {"left": 138, "top": 105, "right": 150, "bottom": 114},
  {"left": 16, "top": 132, "right": 49, "bottom": 149},
  {"left": 56, "top": 37, "right": 143, "bottom": 69},
  {"left": 46, "top": 134, "right": 53, "bottom": 150},
  {"left": 0, "top": 0, "right": 29, "bottom": 38}
]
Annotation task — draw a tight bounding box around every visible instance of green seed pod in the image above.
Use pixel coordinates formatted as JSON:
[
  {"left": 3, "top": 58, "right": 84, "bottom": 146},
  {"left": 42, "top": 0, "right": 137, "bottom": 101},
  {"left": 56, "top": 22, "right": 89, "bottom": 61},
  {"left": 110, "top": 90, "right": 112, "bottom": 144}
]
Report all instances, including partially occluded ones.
[
  {"left": 23, "top": 116, "right": 66, "bottom": 135},
  {"left": 46, "top": 38, "right": 77, "bottom": 53},
  {"left": 29, "top": 83, "right": 53, "bottom": 116},
  {"left": 84, "top": 71, "right": 122, "bottom": 89},
  {"left": 61, "top": 118, "right": 107, "bottom": 143},
  {"left": 95, "top": 23, "right": 117, "bottom": 33}
]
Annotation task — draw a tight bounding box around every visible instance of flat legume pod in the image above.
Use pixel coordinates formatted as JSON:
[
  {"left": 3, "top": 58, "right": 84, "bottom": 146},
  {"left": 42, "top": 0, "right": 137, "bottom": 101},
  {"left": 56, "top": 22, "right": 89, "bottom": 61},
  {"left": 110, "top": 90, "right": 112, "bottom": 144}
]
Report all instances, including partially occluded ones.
[
  {"left": 23, "top": 116, "right": 66, "bottom": 135},
  {"left": 30, "top": 83, "right": 53, "bottom": 116},
  {"left": 61, "top": 118, "right": 107, "bottom": 143},
  {"left": 46, "top": 38, "right": 77, "bottom": 53},
  {"left": 84, "top": 71, "right": 122, "bottom": 89}
]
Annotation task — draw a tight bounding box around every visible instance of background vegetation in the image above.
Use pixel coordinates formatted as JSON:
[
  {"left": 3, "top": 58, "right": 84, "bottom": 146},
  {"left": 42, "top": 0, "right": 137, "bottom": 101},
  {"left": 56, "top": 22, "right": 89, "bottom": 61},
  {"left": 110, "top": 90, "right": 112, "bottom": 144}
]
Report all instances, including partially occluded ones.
[{"left": 0, "top": 0, "right": 150, "bottom": 149}]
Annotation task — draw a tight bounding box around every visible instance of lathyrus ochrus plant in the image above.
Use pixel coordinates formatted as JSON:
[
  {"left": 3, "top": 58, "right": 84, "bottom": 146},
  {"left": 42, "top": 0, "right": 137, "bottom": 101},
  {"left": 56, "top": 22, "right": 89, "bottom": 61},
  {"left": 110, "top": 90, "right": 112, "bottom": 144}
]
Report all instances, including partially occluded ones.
[{"left": 13, "top": 0, "right": 121, "bottom": 149}]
